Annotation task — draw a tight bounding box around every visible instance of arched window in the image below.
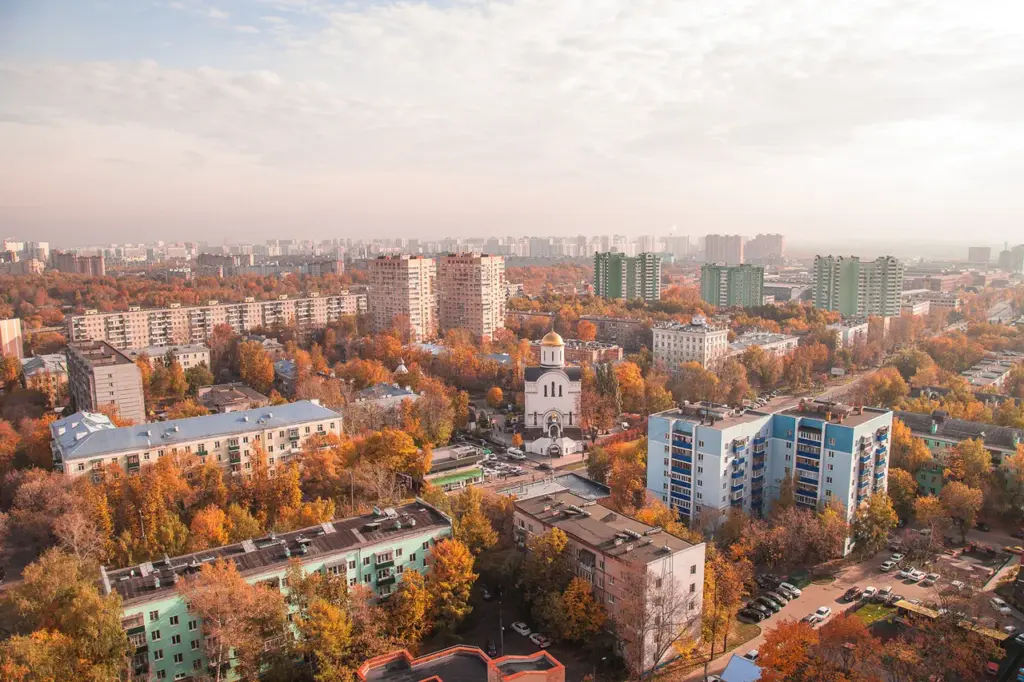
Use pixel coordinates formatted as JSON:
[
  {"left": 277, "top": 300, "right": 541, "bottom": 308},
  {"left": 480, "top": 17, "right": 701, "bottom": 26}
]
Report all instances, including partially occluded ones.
[
  {"left": 559, "top": 385, "right": 563, "bottom": 397},
  {"left": 551, "top": 380, "right": 556, "bottom": 396},
  {"left": 543, "top": 385, "right": 548, "bottom": 397}
]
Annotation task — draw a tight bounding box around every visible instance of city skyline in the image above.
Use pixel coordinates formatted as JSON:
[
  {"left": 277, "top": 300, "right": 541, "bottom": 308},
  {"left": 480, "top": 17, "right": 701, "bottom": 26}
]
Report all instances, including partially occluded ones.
[{"left": 3, "top": 1, "right": 1024, "bottom": 243}]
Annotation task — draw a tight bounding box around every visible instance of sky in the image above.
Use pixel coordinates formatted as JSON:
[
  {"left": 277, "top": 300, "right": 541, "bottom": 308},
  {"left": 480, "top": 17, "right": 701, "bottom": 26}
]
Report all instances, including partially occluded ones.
[{"left": 2, "top": 0, "right": 1024, "bottom": 246}]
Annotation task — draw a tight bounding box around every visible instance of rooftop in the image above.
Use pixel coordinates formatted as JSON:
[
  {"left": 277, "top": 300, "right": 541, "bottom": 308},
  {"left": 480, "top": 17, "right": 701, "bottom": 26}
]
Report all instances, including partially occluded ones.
[
  {"left": 729, "top": 332, "right": 799, "bottom": 352},
  {"left": 68, "top": 340, "right": 136, "bottom": 367},
  {"left": 356, "top": 383, "right": 419, "bottom": 402},
  {"left": 358, "top": 647, "right": 561, "bottom": 682},
  {"left": 895, "top": 410, "right": 1023, "bottom": 453},
  {"left": 126, "top": 344, "right": 209, "bottom": 360},
  {"left": 196, "top": 382, "right": 269, "bottom": 408},
  {"left": 655, "top": 398, "right": 889, "bottom": 429},
  {"left": 500, "top": 473, "right": 611, "bottom": 502},
  {"left": 720, "top": 654, "right": 762, "bottom": 682},
  {"left": 653, "top": 319, "right": 726, "bottom": 333},
  {"left": 103, "top": 501, "right": 451, "bottom": 604},
  {"left": 515, "top": 490, "right": 699, "bottom": 565},
  {"left": 51, "top": 400, "right": 341, "bottom": 461},
  {"left": 21, "top": 353, "right": 67, "bottom": 376},
  {"left": 529, "top": 338, "right": 621, "bottom": 350}
]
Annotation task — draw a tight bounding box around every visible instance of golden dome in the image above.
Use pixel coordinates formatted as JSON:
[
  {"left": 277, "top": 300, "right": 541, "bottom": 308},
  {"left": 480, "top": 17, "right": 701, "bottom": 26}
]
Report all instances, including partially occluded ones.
[{"left": 540, "top": 331, "right": 564, "bottom": 347}]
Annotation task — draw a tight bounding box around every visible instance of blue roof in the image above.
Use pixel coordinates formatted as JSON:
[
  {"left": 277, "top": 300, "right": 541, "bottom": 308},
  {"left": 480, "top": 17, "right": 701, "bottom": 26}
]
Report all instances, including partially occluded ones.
[
  {"left": 51, "top": 400, "right": 341, "bottom": 461},
  {"left": 720, "top": 654, "right": 762, "bottom": 682},
  {"left": 274, "top": 359, "right": 297, "bottom": 378}
]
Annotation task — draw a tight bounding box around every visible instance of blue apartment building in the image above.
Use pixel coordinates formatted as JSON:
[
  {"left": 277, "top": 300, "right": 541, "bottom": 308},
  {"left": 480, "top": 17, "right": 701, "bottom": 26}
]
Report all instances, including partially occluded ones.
[{"left": 647, "top": 398, "right": 893, "bottom": 549}]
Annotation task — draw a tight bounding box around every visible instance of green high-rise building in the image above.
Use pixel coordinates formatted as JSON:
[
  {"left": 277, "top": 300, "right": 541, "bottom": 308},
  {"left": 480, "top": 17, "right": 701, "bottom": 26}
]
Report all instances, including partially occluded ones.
[
  {"left": 593, "top": 252, "right": 662, "bottom": 301},
  {"left": 700, "top": 263, "right": 764, "bottom": 308},
  {"left": 813, "top": 255, "right": 904, "bottom": 317}
]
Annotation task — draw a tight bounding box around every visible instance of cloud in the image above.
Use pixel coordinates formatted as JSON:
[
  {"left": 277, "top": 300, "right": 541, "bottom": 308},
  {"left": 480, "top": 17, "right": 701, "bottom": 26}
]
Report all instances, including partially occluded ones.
[{"left": 2, "top": 0, "right": 1024, "bottom": 240}]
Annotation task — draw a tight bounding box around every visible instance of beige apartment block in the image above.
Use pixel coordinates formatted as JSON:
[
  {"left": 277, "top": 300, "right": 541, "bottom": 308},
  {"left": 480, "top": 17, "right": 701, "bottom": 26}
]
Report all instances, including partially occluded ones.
[
  {"left": 369, "top": 255, "right": 437, "bottom": 341},
  {"left": 66, "top": 341, "right": 147, "bottom": 425},
  {"left": 437, "top": 253, "right": 506, "bottom": 341},
  {"left": 67, "top": 292, "right": 366, "bottom": 349}
]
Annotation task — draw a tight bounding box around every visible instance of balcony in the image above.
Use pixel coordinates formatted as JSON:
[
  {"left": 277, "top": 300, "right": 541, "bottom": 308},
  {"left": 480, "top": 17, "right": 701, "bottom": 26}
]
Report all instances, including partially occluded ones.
[
  {"left": 859, "top": 454, "right": 872, "bottom": 465},
  {"left": 875, "top": 471, "right": 885, "bottom": 479},
  {"left": 752, "top": 444, "right": 766, "bottom": 454},
  {"left": 127, "top": 457, "right": 140, "bottom": 472},
  {"left": 876, "top": 458, "right": 887, "bottom": 468},
  {"left": 229, "top": 453, "right": 242, "bottom": 464},
  {"left": 672, "top": 452, "right": 693, "bottom": 465},
  {"left": 671, "top": 463, "right": 692, "bottom": 476},
  {"left": 670, "top": 490, "right": 691, "bottom": 502},
  {"left": 731, "top": 482, "right": 745, "bottom": 493},
  {"left": 733, "top": 457, "right": 746, "bottom": 467},
  {"left": 731, "top": 470, "right": 744, "bottom": 480},
  {"left": 795, "top": 461, "right": 819, "bottom": 473},
  {"left": 227, "top": 443, "right": 240, "bottom": 452},
  {"left": 858, "top": 479, "right": 870, "bottom": 490},
  {"left": 877, "top": 431, "right": 888, "bottom": 442},
  {"left": 876, "top": 446, "right": 887, "bottom": 455},
  {"left": 671, "top": 437, "right": 693, "bottom": 450},
  {"left": 753, "top": 436, "right": 766, "bottom": 446},
  {"left": 377, "top": 574, "right": 396, "bottom": 586},
  {"left": 375, "top": 559, "right": 395, "bottom": 569},
  {"left": 730, "top": 497, "right": 744, "bottom": 507}
]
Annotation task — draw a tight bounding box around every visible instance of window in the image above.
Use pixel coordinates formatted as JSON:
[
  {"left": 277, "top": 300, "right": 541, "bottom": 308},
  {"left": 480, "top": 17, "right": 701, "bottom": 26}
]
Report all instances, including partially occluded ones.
[
  {"left": 305, "top": 426, "right": 311, "bottom": 434},
  {"left": 188, "top": 620, "right": 197, "bottom": 631},
  {"left": 173, "top": 653, "right": 184, "bottom": 664},
  {"left": 397, "top": 565, "right": 405, "bottom": 574},
  {"left": 154, "top": 649, "right": 164, "bottom": 661},
  {"left": 543, "top": 385, "right": 547, "bottom": 397},
  {"left": 828, "top": 438, "right": 835, "bottom": 446},
  {"left": 149, "top": 610, "right": 160, "bottom": 621},
  {"left": 191, "top": 639, "right": 199, "bottom": 650},
  {"left": 696, "top": 492, "right": 702, "bottom": 500},
  {"left": 77, "top": 463, "right": 85, "bottom": 471},
  {"left": 608, "top": 595, "right": 615, "bottom": 604},
  {"left": 243, "top": 436, "right": 249, "bottom": 443},
  {"left": 697, "top": 466, "right": 703, "bottom": 473},
  {"left": 690, "top": 583, "right": 696, "bottom": 593},
  {"left": 363, "top": 575, "right": 372, "bottom": 583},
  {"left": 423, "top": 541, "right": 430, "bottom": 550},
  {"left": 169, "top": 616, "right": 179, "bottom": 626},
  {"left": 826, "top": 477, "right": 833, "bottom": 484},
  {"left": 279, "top": 431, "right": 284, "bottom": 438},
  {"left": 827, "top": 464, "right": 834, "bottom": 471},
  {"left": 171, "top": 635, "right": 181, "bottom": 645},
  {"left": 663, "top": 458, "right": 669, "bottom": 466},
  {"left": 156, "top": 671, "right": 166, "bottom": 680},
  {"left": 363, "top": 557, "right": 370, "bottom": 566},
  {"left": 785, "top": 454, "right": 791, "bottom": 461},
  {"left": 396, "top": 548, "right": 403, "bottom": 557},
  {"left": 410, "top": 553, "right": 417, "bottom": 562},
  {"left": 349, "top": 577, "right": 357, "bottom": 586},
  {"left": 269, "top": 446, "right": 274, "bottom": 453},
  {"left": 330, "top": 422, "right": 335, "bottom": 430},
  {"left": 609, "top": 576, "right": 615, "bottom": 585},
  {"left": 348, "top": 560, "right": 356, "bottom": 570},
  {"left": 655, "top": 578, "right": 662, "bottom": 588},
  {"left": 193, "top": 660, "right": 202, "bottom": 671},
  {"left": 318, "top": 423, "right": 324, "bottom": 432},
  {"left": 698, "top": 440, "right": 704, "bottom": 447},
  {"left": 152, "top": 630, "right": 161, "bottom": 641},
  {"left": 690, "top": 564, "right": 697, "bottom": 574}
]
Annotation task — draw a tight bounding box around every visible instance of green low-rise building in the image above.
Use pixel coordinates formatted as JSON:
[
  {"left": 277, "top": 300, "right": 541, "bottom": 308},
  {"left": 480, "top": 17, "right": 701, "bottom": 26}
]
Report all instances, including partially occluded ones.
[{"left": 107, "top": 501, "right": 452, "bottom": 681}]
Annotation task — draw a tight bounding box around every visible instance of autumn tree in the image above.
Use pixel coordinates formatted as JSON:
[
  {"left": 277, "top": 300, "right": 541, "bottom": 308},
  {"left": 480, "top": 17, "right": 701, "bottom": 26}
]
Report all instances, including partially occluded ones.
[
  {"left": 188, "top": 505, "right": 230, "bottom": 551},
  {"left": 944, "top": 437, "right": 992, "bottom": 489},
  {"left": 3, "top": 549, "right": 130, "bottom": 681},
  {"left": 486, "top": 386, "right": 504, "bottom": 409},
  {"left": 557, "top": 577, "right": 607, "bottom": 641},
  {"left": 388, "top": 568, "right": 434, "bottom": 643},
  {"left": 285, "top": 560, "right": 352, "bottom": 682},
  {"left": 519, "top": 528, "right": 572, "bottom": 607},
  {"left": 940, "top": 481, "right": 984, "bottom": 543},
  {"left": 577, "top": 319, "right": 597, "bottom": 342},
  {"left": 618, "top": 572, "right": 700, "bottom": 680},
  {"left": 451, "top": 485, "right": 499, "bottom": 555},
  {"left": 0, "top": 418, "right": 18, "bottom": 473},
  {"left": 859, "top": 367, "right": 910, "bottom": 407},
  {"left": 668, "top": 362, "right": 719, "bottom": 404},
  {"left": 178, "top": 558, "right": 288, "bottom": 682},
  {"left": 886, "top": 468, "right": 918, "bottom": 521},
  {"left": 165, "top": 399, "right": 211, "bottom": 420},
  {"left": 239, "top": 340, "right": 275, "bottom": 394},
  {"left": 702, "top": 547, "right": 749, "bottom": 676},
  {"left": 427, "top": 538, "right": 477, "bottom": 632},
  {"left": 615, "top": 361, "right": 647, "bottom": 414},
  {"left": 851, "top": 493, "right": 898, "bottom": 555},
  {"left": 0, "top": 354, "right": 21, "bottom": 389},
  {"left": 892, "top": 436, "right": 933, "bottom": 475}
]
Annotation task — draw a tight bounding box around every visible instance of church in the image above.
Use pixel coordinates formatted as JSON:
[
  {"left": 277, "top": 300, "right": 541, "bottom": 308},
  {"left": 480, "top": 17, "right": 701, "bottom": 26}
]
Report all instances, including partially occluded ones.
[{"left": 523, "top": 331, "right": 583, "bottom": 456}]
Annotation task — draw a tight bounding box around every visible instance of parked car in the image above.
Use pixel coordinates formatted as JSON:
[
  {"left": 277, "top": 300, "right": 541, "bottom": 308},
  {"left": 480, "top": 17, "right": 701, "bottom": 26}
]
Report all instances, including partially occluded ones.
[
  {"left": 744, "top": 650, "right": 760, "bottom": 662},
  {"left": 992, "top": 598, "right": 1013, "bottom": 616},
  {"left": 880, "top": 560, "right": 897, "bottom": 572},
  {"left": 899, "top": 567, "right": 917, "bottom": 580},
  {"left": 862, "top": 586, "right": 878, "bottom": 600},
  {"left": 874, "top": 586, "right": 893, "bottom": 603},
  {"left": 767, "top": 591, "right": 790, "bottom": 604},
  {"left": 801, "top": 613, "right": 822, "bottom": 625},
  {"left": 890, "top": 553, "right": 905, "bottom": 563},
  {"left": 537, "top": 463, "right": 552, "bottom": 471},
  {"left": 746, "top": 601, "right": 771, "bottom": 616},
  {"left": 739, "top": 608, "right": 765, "bottom": 623},
  {"left": 775, "top": 585, "right": 798, "bottom": 600},
  {"left": 529, "top": 633, "right": 552, "bottom": 649},
  {"left": 843, "top": 586, "right": 863, "bottom": 602},
  {"left": 779, "top": 581, "right": 802, "bottom": 597},
  {"left": 908, "top": 570, "right": 926, "bottom": 582},
  {"left": 886, "top": 593, "right": 904, "bottom": 606},
  {"left": 756, "top": 596, "right": 782, "bottom": 613},
  {"left": 506, "top": 448, "right": 526, "bottom": 460},
  {"left": 950, "top": 580, "right": 966, "bottom": 591},
  {"left": 511, "top": 622, "right": 531, "bottom": 636},
  {"left": 1005, "top": 546, "right": 1024, "bottom": 556},
  {"left": 486, "top": 639, "right": 498, "bottom": 657},
  {"left": 815, "top": 606, "right": 833, "bottom": 619},
  {"left": 921, "top": 573, "right": 940, "bottom": 586}
]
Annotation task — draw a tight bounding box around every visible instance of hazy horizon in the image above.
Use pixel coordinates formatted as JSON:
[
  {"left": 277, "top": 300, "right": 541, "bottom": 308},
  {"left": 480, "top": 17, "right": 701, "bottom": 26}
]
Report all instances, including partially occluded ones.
[{"left": 3, "top": 1, "right": 1024, "bottom": 244}]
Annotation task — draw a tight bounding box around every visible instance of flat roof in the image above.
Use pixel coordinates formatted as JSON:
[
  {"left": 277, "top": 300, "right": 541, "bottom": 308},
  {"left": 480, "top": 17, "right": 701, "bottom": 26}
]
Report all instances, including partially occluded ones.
[
  {"left": 656, "top": 398, "right": 889, "bottom": 429},
  {"left": 357, "top": 383, "right": 418, "bottom": 401},
  {"left": 21, "top": 353, "right": 67, "bottom": 375},
  {"left": 52, "top": 400, "right": 340, "bottom": 461},
  {"left": 127, "top": 344, "right": 209, "bottom": 358},
  {"left": 514, "top": 490, "right": 699, "bottom": 565},
  {"left": 105, "top": 501, "right": 450, "bottom": 604},
  {"left": 196, "top": 382, "right": 268, "bottom": 407},
  {"left": 68, "top": 340, "right": 135, "bottom": 366},
  {"left": 359, "top": 648, "right": 560, "bottom": 682},
  {"left": 500, "top": 473, "right": 611, "bottom": 501}
]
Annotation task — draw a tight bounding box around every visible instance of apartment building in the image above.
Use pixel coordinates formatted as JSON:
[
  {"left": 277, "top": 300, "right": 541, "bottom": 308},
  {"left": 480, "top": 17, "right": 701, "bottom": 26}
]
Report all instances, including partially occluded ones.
[
  {"left": 196, "top": 383, "right": 270, "bottom": 413},
  {"left": 577, "top": 315, "right": 647, "bottom": 351},
  {"left": 127, "top": 344, "right": 211, "bottom": 370},
  {"left": 652, "top": 317, "right": 730, "bottom": 371},
  {"left": 68, "top": 292, "right": 367, "bottom": 350},
  {"left": 66, "top": 341, "right": 146, "bottom": 425},
  {"left": 727, "top": 332, "right": 799, "bottom": 359},
  {"left": 21, "top": 353, "right": 68, "bottom": 406},
  {"left": 0, "top": 317, "right": 23, "bottom": 359},
  {"left": 109, "top": 501, "right": 452, "bottom": 682},
  {"left": 958, "top": 352, "right": 1022, "bottom": 391},
  {"left": 827, "top": 319, "right": 871, "bottom": 348},
  {"left": 593, "top": 252, "right": 662, "bottom": 302},
  {"left": 369, "top": 255, "right": 437, "bottom": 341},
  {"left": 894, "top": 409, "right": 1023, "bottom": 466},
  {"left": 514, "top": 491, "right": 706, "bottom": 671},
  {"left": 744, "top": 234, "right": 785, "bottom": 265},
  {"left": 647, "top": 399, "right": 893, "bottom": 552},
  {"left": 51, "top": 250, "right": 106, "bottom": 276},
  {"left": 901, "top": 289, "right": 961, "bottom": 312},
  {"left": 703, "top": 235, "right": 744, "bottom": 265},
  {"left": 437, "top": 253, "right": 506, "bottom": 341},
  {"left": 700, "top": 264, "right": 764, "bottom": 308},
  {"left": 968, "top": 246, "right": 992, "bottom": 265},
  {"left": 813, "top": 255, "right": 904, "bottom": 317},
  {"left": 358, "top": 647, "right": 563, "bottom": 682},
  {"left": 50, "top": 400, "right": 341, "bottom": 480}
]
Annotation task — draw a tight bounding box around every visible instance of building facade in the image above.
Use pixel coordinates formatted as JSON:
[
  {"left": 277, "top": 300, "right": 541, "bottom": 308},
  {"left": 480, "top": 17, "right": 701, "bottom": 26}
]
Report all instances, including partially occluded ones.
[
  {"left": 196, "top": 383, "right": 270, "bottom": 413},
  {"left": 577, "top": 315, "right": 647, "bottom": 351},
  {"left": 727, "top": 332, "right": 799, "bottom": 359},
  {"left": 703, "top": 235, "right": 744, "bottom": 265},
  {"left": 523, "top": 332, "right": 583, "bottom": 457},
  {"left": 110, "top": 502, "right": 452, "bottom": 682},
  {"left": 66, "top": 341, "right": 147, "bottom": 424},
  {"left": 968, "top": 246, "right": 992, "bottom": 265},
  {"left": 593, "top": 252, "right": 662, "bottom": 302},
  {"left": 369, "top": 255, "right": 437, "bottom": 342},
  {"left": 646, "top": 400, "right": 893, "bottom": 550},
  {"left": 437, "top": 253, "right": 506, "bottom": 341},
  {"left": 51, "top": 250, "right": 106, "bottom": 276},
  {"left": 528, "top": 338, "right": 623, "bottom": 365},
  {"left": 0, "top": 317, "right": 23, "bottom": 359},
  {"left": 21, "top": 353, "right": 68, "bottom": 406},
  {"left": 513, "top": 490, "right": 706, "bottom": 671},
  {"left": 744, "top": 234, "right": 785, "bottom": 265},
  {"left": 652, "top": 317, "right": 730, "bottom": 371},
  {"left": 813, "top": 255, "right": 904, "bottom": 317},
  {"left": 827, "top": 319, "right": 871, "bottom": 348},
  {"left": 700, "top": 264, "right": 764, "bottom": 308},
  {"left": 127, "top": 344, "right": 211, "bottom": 370},
  {"left": 51, "top": 400, "right": 342, "bottom": 480},
  {"left": 895, "top": 410, "right": 1023, "bottom": 465},
  {"left": 68, "top": 293, "right": 367, "bottom": 350}
]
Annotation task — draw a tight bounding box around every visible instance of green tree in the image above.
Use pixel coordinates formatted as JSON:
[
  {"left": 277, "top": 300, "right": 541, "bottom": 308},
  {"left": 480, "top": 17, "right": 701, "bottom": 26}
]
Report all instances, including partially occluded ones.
[
  {"left": 184, "top": 362, "right": 214, "bottom": 395},
  {"left": 851, "top": 493, "right": 898, "bottom": 555}
]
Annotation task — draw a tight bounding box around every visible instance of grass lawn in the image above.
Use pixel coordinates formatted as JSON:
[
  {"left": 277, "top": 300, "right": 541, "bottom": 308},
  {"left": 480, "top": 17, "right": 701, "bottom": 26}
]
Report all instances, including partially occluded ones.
[
  {"left": 724, "top": 621, "right": 762, "bottom": 653},
  {"left": 855, "top": 602, "right": 896, "bottom": 625}
]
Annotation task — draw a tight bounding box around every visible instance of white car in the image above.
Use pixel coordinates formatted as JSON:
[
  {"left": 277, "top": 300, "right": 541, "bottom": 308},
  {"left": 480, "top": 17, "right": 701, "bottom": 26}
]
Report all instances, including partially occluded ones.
[
  {"left": 506, "top": 448, "right": 526, "bottom": 460},
  {"left": 511, "top": 622, "right": 531, "bottom": 636},
  {"left": 898, "top": 567, "right": 915, "bottom": 579},
  {"left": 744, "top": 649, "right": 759, "bottom": 662},
  {"left": 908, "top": 570, "right": 926, "bottom": 582},
  {"left": 862, "top": 586, "right": 878, "bottom": 599},
  {"left": 950, "top": 580, "right": 966, "bottom": 591},
  {"left": 991, "top": 598, "right": 1013, "bottom": 616},
  {"left": 890, "top": 553, "right": 905, "bottom": 563},
  {"left": 921, "top": 573, "right": 939, "bottom": 586},
  {"left": 529, "top": 633, "right": 552, "bottom": 649},
  {"left": 779, "top": 582, "right": 802, "bottom": 597},
  {"left": 815, "top": 606, "right": 832, "bottom": 619},
  {"left": 879, "top": 561, "right": 897, "bottom": 572}
]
